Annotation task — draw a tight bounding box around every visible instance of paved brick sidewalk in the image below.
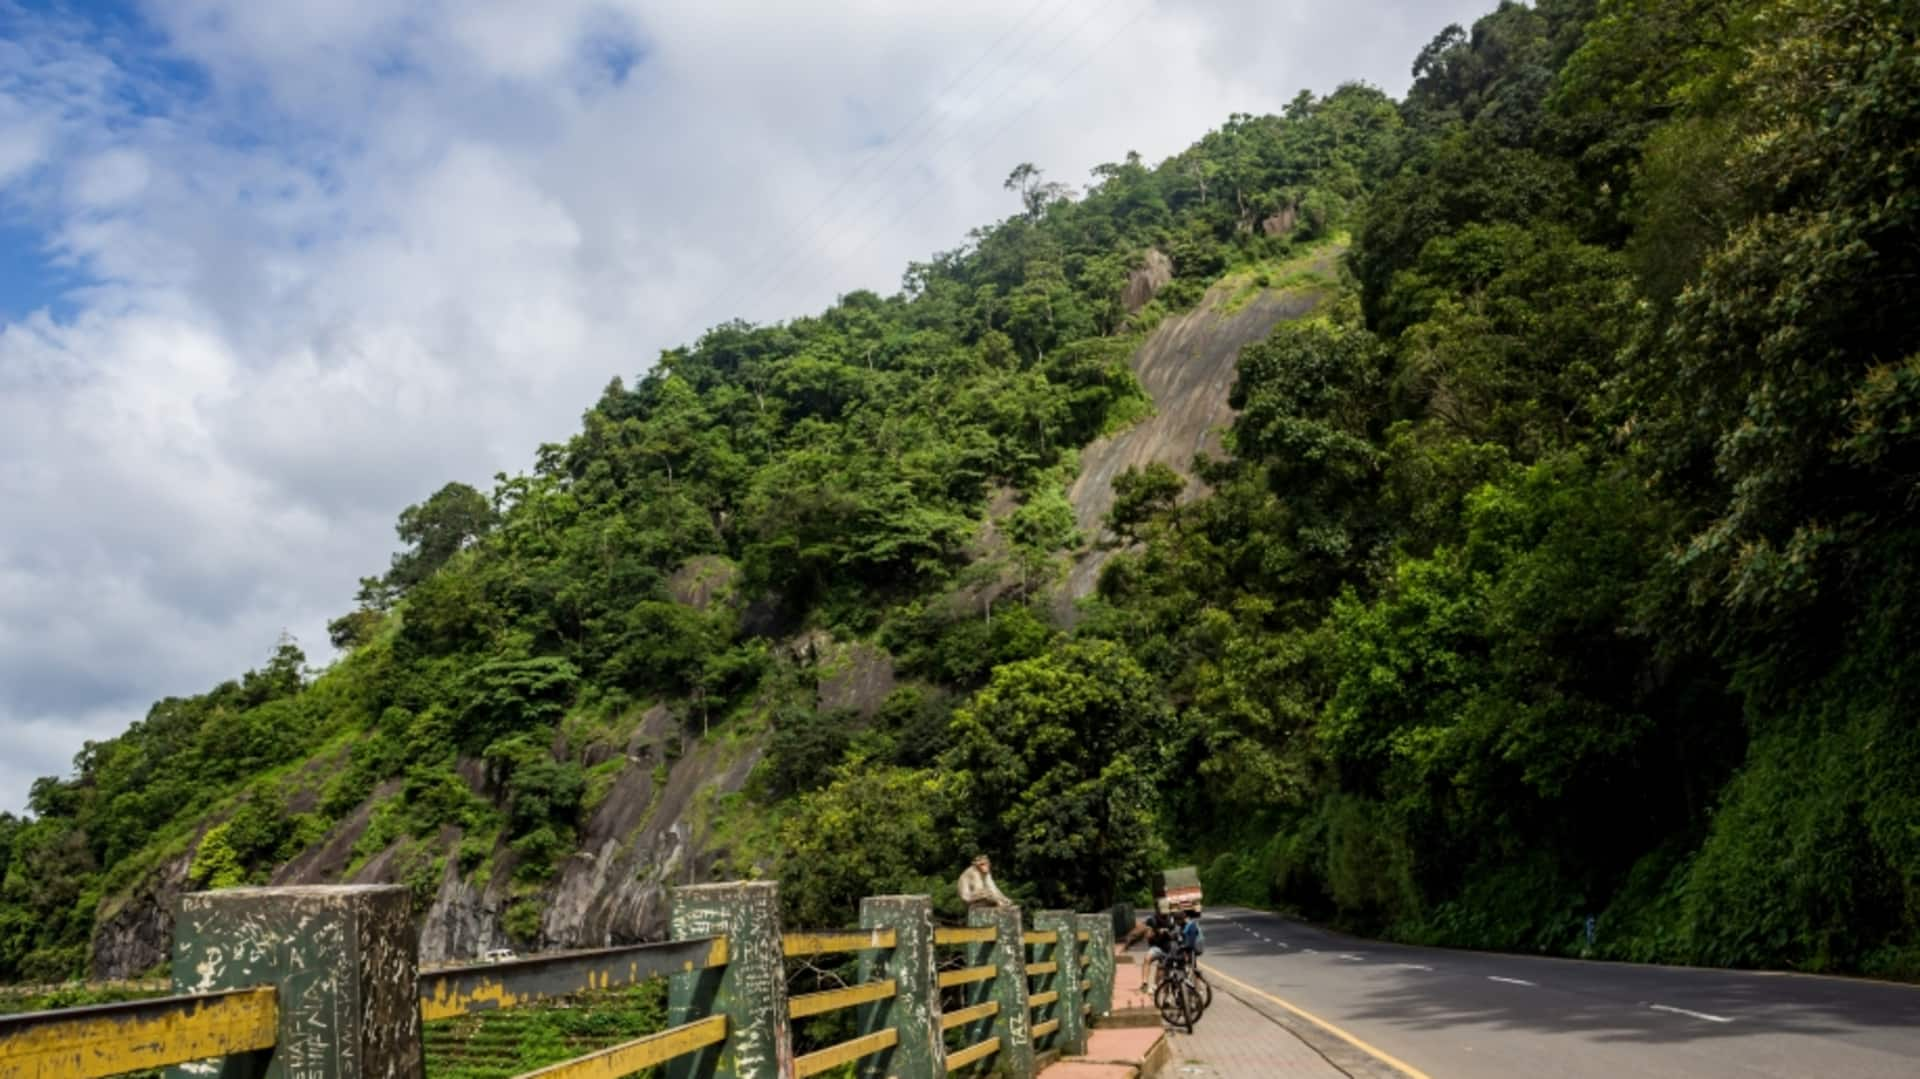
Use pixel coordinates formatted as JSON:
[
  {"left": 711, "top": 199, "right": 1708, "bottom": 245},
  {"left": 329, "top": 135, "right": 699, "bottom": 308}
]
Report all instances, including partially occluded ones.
[{"left": 1164, "top": 978, "right": 1347, "bottom": 1077}]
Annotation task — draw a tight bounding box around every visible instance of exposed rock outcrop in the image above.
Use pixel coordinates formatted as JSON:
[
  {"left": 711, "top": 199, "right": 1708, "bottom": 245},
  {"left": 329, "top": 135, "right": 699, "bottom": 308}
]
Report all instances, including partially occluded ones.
[
  {"left": 668, "top": 555, "right": 739, "bottom": 611},
  {"left": 90, "top": 850, "right": 191, "bottom": 980},
  {"left": 1061, "top": 246, "right": 1344, "bottom": 605},
  {"left": 783, "top": 630, "right": 897, "bottom": 719},
  {"left": 532, "top": 705, "right": 762, "bottom": 952},
  {"left": 1262, "top": 206, "right": 1299, "bottom": 236},
  {"left": 1122, "top": 249, "right": 1173, "bottom": 313}
]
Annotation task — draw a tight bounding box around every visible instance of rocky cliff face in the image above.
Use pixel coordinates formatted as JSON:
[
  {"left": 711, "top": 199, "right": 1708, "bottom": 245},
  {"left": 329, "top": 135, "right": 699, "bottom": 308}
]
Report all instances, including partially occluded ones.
[
  {"left": 89, "top": 849, "right": 192, "bottom": 980},
  {"left": 90, "top": 702, "right": 770, "bottom": 973},
  {"left": 1062, "top": 246, "right": 1342, "bottom": 602}
]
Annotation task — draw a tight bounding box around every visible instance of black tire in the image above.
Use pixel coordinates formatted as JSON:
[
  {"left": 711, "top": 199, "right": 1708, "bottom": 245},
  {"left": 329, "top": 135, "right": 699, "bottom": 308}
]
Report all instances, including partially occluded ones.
[
  {"left": 1177, "top": 980, "right": 1204, "bottom": 1029},
  {"left": 1192, "top": 968, "right": 1214, "bottom": 1012},
  {"left": 1155, "top": 975, "right": 1202, "bottom": 1032},
  {"left": 1153, "top": 979, "right": 1190, "bottom": 1030}
]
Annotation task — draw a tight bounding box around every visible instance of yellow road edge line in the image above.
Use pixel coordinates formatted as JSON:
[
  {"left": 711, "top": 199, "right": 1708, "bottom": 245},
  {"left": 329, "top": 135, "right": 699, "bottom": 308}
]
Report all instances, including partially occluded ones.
[{"left": 1201, "top": 963, "right": 1433, "bottom": 1079}]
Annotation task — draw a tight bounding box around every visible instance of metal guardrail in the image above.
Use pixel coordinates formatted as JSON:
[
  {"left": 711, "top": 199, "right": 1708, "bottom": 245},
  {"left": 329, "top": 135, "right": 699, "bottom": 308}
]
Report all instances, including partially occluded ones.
[
  {"left": 420, "top": 935, "right": 728, "bottom": 1022},
  {"left": 0, "top": 986, "right": 277, "bottom": 1079}
]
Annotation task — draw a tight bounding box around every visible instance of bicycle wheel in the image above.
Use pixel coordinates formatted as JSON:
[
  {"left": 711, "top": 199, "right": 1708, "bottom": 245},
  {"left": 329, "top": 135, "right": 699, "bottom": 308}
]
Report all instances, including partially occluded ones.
[
  {"left": 1153, "top": 979, "right": 1191, "bottom": 1030},
  {"left": 1178, "top": 981, "right": 1205, "bottom": 1028},
  {"left": 1191, "top": 968, "right": 1214, "bottom": 1012}
]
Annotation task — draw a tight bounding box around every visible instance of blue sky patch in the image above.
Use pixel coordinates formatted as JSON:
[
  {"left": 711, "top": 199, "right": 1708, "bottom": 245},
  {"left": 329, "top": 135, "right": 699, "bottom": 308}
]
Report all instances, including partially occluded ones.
[{"left": 0, "top": 223, "right": 79, "bottom": 323}]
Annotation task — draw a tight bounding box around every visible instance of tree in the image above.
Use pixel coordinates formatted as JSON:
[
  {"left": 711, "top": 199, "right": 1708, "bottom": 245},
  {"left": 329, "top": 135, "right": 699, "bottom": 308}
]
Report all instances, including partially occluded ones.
[
  {"left": 385, "top": 482, "right": 498, "bottom": 595},
  {"left": 1004, "top": 163, "right": 1068, "bottom": 220},
  {"left": 943, "top": 639, "right": 1172, "bottom": 907},
  {"left": 1107, "top": 464, "right": 1184, "bottom": 544},
  {"left": 455, "top": 656, "right": 579, "bottom": 749},
  {"left": 776, "top": 767, "right": 953, "bottom": 928}
]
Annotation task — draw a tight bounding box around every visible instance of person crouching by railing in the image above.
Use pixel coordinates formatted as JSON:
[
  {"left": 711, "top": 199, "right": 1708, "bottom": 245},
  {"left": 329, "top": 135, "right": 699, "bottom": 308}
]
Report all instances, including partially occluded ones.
[
  {"left": 1124, "top": 909, "right": 1179, "bottom": 992},
  {"left": 959, "top": 854, "right": 1016, "bottom": 910}
]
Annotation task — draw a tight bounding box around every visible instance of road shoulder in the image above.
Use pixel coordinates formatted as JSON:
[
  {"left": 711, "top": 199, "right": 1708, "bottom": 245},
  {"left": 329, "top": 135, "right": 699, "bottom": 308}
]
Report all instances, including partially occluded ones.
[{"left": 1166, "top": 970, "right": 1355, "bottom": 1078}]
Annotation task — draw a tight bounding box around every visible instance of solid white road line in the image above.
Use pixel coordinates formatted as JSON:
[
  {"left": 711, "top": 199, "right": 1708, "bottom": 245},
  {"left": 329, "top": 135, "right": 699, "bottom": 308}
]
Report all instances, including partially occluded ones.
[
  {"left": 1394, "top": 963, "right": 1434, "bottom": 972},
  {"left": 1487, "top": 976, "right": 1536, "bottom": 986},
  {"left": 1650, "top": 1004, "right": 1733, "bottom": 1023},
  {"left": 1338, "top": 953, "right": 1367, "bottom": 962}
]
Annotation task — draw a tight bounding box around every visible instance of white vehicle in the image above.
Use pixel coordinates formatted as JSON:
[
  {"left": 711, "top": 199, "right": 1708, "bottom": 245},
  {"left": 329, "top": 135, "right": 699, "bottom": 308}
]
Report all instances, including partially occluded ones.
[{"left": 482, "top": 948, "right": 518, "bottom": 964}]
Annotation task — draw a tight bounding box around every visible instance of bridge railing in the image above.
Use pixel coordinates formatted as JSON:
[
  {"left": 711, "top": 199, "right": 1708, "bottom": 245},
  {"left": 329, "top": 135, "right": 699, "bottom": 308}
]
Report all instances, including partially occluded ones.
[{"left": 0, "top": 881, "right": 1117, "bottom": 1079}]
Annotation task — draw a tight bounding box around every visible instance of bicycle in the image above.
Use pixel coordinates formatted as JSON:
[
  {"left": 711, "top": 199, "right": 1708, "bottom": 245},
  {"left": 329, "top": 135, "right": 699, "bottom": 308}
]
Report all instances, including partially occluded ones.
[{"left": 1152, "top": 944, "right": 1208, "bottom": 1032}]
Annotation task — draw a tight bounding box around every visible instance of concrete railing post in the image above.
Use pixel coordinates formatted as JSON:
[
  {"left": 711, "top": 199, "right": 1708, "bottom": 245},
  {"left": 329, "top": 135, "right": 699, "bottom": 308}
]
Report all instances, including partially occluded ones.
[
  {"left": 1032, "top": 911, "right": 1086, "bottom": 1054},
  {"left": 167, "top": 884, "right": 423, "bottom": 1079},
  {"left": 1076, "top": 912, "right": 1116, "bottom": 1020},
  {"left": 667, "top": 881, "right": 794, "bottom": 1079},
  {"left": 856, "top": 895, "right": 943, "bottom": 1079},
  {"left": 965, "top": 906, "right": 1034, "bottom": 1077}
]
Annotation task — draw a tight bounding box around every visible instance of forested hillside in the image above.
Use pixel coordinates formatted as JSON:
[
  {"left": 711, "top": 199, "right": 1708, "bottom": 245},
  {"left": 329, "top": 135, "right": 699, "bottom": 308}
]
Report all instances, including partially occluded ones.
[{"left": 4, "top": 0, "right": 1917, "bottom": 983}]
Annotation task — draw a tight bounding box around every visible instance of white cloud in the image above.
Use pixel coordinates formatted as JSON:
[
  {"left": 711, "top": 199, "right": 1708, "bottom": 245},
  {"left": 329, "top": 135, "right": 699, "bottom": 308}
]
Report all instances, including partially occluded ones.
[{"left": 0, "top": 0, "right": 1497, "bottom": 812}]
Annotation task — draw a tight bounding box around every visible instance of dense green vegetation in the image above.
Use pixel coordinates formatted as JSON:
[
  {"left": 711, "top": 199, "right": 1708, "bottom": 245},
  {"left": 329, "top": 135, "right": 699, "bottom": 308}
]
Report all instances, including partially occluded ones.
[
  {"left": 4, "top": 0, "right": 1917, "bottom": 987},
  {"left": 423, "top": 982, "right": 668, "bottom": 1079}
]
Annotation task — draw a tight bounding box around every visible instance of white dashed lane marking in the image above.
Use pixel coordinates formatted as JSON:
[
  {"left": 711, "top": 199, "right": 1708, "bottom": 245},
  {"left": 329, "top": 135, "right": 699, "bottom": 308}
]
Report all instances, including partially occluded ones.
[
  {"left": 1337, "top": 953, "right": 1367, "bottom": 962},
  {"left": 1488, "top": 976, "right": 1536, "bottom": 987},
  {"left": 1650, "top": 1004, "right": 1733, "bottom": 1023},
  {"left": 1394, "top": 963, "right": 1434, "bottom": 972}
]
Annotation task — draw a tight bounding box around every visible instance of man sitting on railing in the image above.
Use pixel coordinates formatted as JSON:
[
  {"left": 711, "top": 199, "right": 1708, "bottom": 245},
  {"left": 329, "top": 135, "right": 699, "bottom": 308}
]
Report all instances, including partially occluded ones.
[{"left": 958, "top": 853, "right": 1015, "bottom": 910}]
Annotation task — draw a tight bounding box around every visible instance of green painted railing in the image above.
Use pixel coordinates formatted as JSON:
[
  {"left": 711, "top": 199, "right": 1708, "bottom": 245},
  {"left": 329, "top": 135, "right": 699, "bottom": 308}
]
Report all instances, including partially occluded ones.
[{"left": 0, "top": 881, "right": 1118, "bottom": 1079}]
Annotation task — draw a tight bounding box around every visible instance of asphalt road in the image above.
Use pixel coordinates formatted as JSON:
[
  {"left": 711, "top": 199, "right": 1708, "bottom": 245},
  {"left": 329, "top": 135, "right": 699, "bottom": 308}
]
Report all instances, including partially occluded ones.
[{"left": 1199, "top": 906, "right": 1920, "bottom": 1079}]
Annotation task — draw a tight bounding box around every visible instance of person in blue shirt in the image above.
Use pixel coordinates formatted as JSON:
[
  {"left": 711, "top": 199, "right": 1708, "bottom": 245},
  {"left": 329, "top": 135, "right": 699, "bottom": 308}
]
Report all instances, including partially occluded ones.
[{"left": 1178, "top": 908, "right": 1203, "bottom": 956}]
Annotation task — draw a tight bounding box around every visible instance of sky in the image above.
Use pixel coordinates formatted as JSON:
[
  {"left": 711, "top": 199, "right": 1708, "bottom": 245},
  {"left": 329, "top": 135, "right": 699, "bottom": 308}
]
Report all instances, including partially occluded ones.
[{"left": 0, "top": 0, "right": 1495, "bottom": 813}]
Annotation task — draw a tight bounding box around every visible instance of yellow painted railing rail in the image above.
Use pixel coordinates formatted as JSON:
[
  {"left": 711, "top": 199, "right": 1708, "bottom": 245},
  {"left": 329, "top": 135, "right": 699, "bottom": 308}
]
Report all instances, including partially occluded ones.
[
  {"left": 511, "top": 1014, "right": 727, "bottom": 1079},
  {"left": 782, "top": 928, "right": 898, "bottom": 958},
  {"left": 1028, "top": 990, "right": 1059, "bottom": 1009},
  {"left": 794, "top": 1027, "right": 899, "bottom": 1078},
  {"left": 946, "top": 1035, "right": 1001, "bottom": 1071},
  {"left": 0, "top": 986, "right": 277, "bottom": 1079},
  {"left": 939, "top": 999, "right": 999, "bottom": 1032},
  {"left": 788, "top": 978, "right": 898, "bottom": 1019},
  {"left": 1026, "top": 961, "right": 1058, "bottom": 976},
  {"left": 1021, "top": 930, "right": 1059, "bottom": 946},
  {"left": 1032, "top": 1017, "right": 1061, "bottom": 1039},
  {"left": 932, "top": 926, "right": 997, "bottom": 946},
  {"left": 936, "top": 964, "right": 998, "bottom": 989}
]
